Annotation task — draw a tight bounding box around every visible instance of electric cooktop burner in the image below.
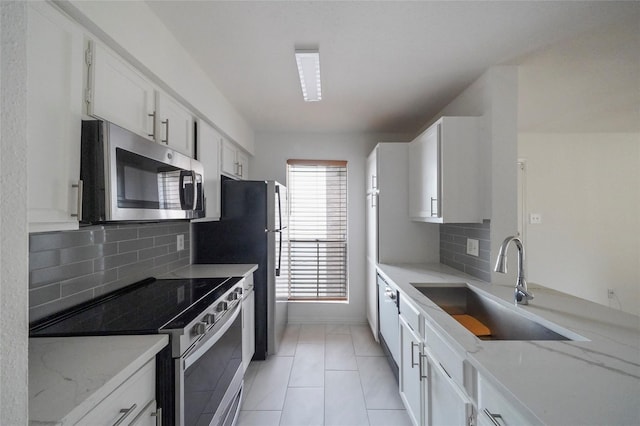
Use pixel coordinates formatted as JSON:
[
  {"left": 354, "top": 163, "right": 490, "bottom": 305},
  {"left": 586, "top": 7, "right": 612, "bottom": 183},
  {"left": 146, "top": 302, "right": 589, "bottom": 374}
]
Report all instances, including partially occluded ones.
[{"left": 29, "top": 276, "right": 241, "bottom": 336}]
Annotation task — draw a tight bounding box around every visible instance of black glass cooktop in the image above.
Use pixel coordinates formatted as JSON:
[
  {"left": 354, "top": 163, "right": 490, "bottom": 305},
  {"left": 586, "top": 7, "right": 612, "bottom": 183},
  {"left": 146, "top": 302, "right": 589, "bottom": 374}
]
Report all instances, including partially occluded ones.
[{"left": 29, "top": 276, "right": 242, "bottom": 336}]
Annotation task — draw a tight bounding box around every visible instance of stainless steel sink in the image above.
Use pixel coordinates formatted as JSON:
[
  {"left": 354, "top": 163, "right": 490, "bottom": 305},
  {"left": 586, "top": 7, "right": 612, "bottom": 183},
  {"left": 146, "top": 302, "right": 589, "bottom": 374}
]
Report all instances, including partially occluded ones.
[{"left": 412, "top": 283, "right": 581, "bottom": 341}]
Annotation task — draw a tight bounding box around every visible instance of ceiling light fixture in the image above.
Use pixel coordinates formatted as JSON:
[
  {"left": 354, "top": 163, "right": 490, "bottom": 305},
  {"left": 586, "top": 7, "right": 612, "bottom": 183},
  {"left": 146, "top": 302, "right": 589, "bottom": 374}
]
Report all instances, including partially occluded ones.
[{"left": 295, "top": 49, "right": 322, "bottom": 102}]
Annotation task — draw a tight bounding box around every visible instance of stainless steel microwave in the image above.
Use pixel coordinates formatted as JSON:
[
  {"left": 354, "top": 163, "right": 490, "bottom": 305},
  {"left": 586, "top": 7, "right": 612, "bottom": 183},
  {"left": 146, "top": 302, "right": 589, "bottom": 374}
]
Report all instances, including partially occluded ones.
[{"left": 80, "top": 120, "right": 204, "bottom": 223}]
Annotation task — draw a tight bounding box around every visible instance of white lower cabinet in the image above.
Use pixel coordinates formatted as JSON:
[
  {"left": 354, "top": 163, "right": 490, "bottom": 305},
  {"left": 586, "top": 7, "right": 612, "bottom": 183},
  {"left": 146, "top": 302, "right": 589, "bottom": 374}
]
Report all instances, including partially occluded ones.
[
  {"left": 427, "top": 349, "right": 475, "bottom": 426},
  {"left": 242, "top": 277, "right": 255, "bottom": 372},
  {"left": 78, "top": 359, "right": 158, "bottom": 425},
  {"left": 130, "top": 399, "right": 159, "bottom": 426},
  {"left": 478, "top": 375, "right": 540, "bottom": 426},
  {"left": 399, "top": 316, "right": 425, "bottom": 426}
]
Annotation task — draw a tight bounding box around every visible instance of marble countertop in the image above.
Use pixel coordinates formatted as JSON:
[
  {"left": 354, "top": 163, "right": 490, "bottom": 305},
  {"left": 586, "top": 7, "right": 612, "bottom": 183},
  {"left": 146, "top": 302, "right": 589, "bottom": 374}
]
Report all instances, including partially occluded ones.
[
  {"left": 161, "top": 263, "right": 258, "bottom": 279},
  {"left": 29, "top": 335, "right": 168, "bottom": 425},
  {"left": 378, "top": 262, "right": 640, "bottom": 426}
]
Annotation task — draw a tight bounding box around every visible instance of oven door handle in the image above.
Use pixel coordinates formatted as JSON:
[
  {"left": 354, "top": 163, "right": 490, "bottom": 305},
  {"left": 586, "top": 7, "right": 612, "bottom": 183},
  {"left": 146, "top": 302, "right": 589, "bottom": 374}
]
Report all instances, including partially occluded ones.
[{"left": 183, "top": 301, "right": 241, "bottom": 370}]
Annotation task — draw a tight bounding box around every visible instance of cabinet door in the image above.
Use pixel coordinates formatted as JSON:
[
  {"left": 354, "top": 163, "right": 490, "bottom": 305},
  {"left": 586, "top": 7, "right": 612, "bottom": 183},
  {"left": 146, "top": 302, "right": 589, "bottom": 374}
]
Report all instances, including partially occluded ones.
[
  {"left": 427, "top": 351, "right": 474, "bottom": 426},
  {"left": 88, "top": 41, "right": 155, "bottom": 140},
  {"left": 366, "top": 148, "right": 378, "bottom": 193},
  {"left": 130, "top": 399, "right": 160, "bottom": 426},
  {"left": 27, "top": 2, "right": 83, "bottom": 233},
  {"left": 156, "top": 92, "right": 194, "bottom": 157},
  {"left": 79, "top": 360, "right": 155, "bottom": 425},
  {"left": 365, "top": 260, "right": 378, "bottom": 341},
  {"left": 221, "top": 139, "right": 238, "bottom": 177},
  {"left": 195, "top": 120, "right": 221, "bottom": 220},
  {"left": 400, "top": 316, "right": 423, "bottom": 426},
  {"left": 242, "top": 288, "right": 255, "bottom": 371},
  {"left": 409, "top": 124, "right": 440, "bottom": 220}
]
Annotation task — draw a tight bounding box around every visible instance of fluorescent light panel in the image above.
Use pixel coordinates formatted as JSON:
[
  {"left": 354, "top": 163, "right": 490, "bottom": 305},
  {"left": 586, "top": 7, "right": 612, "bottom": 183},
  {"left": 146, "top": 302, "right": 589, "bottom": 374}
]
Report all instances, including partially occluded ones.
[{"left": 295, "top": 50, "right": 322, "bottom": 102}]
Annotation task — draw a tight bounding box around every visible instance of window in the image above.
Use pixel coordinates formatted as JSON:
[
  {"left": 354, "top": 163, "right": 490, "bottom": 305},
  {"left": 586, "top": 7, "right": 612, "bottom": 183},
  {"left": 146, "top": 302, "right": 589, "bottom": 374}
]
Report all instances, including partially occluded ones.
[{"left": 286, "top": 159, "right": 348, "bottom": 301}]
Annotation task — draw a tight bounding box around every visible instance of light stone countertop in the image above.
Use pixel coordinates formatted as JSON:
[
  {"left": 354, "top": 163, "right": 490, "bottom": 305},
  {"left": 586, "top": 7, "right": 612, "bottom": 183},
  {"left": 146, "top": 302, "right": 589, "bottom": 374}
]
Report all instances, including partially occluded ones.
[
  {"left": 29, "top": 334, "right": 168, "bottom": 425},
  {"left": 377, "top": 263, "right": 640, "bottom": 425},
  {"left": 161, "top": 263, "right": 258, "bottom": 279}
]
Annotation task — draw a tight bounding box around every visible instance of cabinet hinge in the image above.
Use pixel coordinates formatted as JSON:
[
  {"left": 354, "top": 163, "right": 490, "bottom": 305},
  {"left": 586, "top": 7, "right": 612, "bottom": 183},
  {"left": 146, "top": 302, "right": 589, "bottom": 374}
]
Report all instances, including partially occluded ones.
[
  {"left": 85, "top": 88, "right": 92, "bottom": 104},
  {"left": 85, "top": 47, "right": 93, "bottom": 66}
]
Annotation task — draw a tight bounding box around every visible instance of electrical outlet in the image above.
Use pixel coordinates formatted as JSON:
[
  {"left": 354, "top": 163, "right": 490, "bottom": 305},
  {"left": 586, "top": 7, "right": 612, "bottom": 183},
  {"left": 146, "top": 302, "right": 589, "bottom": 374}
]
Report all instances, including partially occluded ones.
[
  {"left": 607, "top": 288, "right": 615, "bottom": 299},
  {"left": 466, "top": 238, "right": 479, "bottom": 257},
  {"left": 177, "top": 234, "right": 185, "bottom": 251},
  {"left": 529, "top": 213, "right": 543, "bottom": 224}
]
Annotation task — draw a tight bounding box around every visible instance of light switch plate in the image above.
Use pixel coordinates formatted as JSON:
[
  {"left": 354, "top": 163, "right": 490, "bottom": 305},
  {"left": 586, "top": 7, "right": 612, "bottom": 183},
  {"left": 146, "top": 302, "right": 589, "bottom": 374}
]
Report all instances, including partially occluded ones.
[
  {"left": 177, "top": 234, "right": 185, "bottom": 251},
  {"left": 466, "top": 238, "right": 479, "bottom": 257}
]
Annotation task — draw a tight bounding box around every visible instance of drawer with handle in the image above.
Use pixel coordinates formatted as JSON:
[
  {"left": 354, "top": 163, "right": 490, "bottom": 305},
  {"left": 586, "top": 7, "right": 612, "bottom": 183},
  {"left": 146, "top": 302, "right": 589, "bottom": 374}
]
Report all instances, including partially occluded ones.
[{"left": 78, "top": 359, "right": 157, "bottom": 425}]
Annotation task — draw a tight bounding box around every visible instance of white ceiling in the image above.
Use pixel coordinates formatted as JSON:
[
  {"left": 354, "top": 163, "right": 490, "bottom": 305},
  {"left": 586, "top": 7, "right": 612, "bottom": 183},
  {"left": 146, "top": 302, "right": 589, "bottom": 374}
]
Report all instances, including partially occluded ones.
[{"left": 146, "top": 1, "right": 638, "bottom": 136}]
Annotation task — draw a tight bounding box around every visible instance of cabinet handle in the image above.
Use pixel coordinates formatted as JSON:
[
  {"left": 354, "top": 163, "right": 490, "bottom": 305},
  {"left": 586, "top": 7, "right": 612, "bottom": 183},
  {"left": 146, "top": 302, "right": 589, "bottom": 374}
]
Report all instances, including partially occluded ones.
[
  {"left": 371, "top": 193, "right": 377, "bottom": 208},
  {"left": 148, "top": 112, "right": 156, "bottom": 139},
  {"left": 419, "top": 353, "right": 428, "bottom": 380},
  {"left": 151, "top": 407, "right": 162, "bottom": 426},
  {"left": 483, "top": 409, "right": 506, "bottom": 426},
  {"left": 430, "top": 197, "right": 438, "bottom": 217},
  {"left": 371, "top": 175, "right": 377, "bottom": 190},
  {"left": 411, "top": 341, "right": 419, "bottom": 367},
  {"left": 70, "top": 180, "right": 83, "bottom": 220},
  {"left": 112, "top": 403, "right": 137, "bottom": 426},
  {"left": 238, "top": 163, "right": 243, "bottom": 177},
  {"left": 161, "top": 119, "right": 169, "bottom": 144}
]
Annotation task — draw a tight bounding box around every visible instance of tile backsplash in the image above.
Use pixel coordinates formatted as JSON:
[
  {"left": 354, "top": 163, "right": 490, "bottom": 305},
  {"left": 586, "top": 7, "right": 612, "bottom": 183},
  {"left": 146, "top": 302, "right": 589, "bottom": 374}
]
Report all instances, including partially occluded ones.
[
  {"left": 29, "top": 222, "right": 190, "bottom": 322},
  {"left": 440, "top": 220, "right": 491, "bottom": 282}
]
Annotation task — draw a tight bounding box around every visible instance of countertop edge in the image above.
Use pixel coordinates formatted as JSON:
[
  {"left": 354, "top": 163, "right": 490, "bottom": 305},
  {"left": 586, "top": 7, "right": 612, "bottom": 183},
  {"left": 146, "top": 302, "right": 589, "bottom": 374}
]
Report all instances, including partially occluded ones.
[
  {"left": 377, "top": 262, "right": 640, "bottom": 426},
  {"left": 29, "top": 334, "right": 168, "bottom": 425}
]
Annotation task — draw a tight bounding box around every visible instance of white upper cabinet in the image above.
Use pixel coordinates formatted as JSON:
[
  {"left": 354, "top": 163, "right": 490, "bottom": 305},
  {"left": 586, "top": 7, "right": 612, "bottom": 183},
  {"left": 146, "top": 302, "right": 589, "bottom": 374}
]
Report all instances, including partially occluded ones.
[
  {"left": 156, "top": 91, "right": 194, "bottom": 157},
  {"left": 409, "top": 117, "right": 483, "bottom": 223},
  {"left": 27, "top": 2, "right": 84, "bottom": 233},
  {"left": 86, "top": 41, "right": 156, "bottom": 141},
  {"left": 221, "top": 139, "right": 249, "bottom": 180},
  {"left": 194, "top": 119, "right": 221, "bottom": 221},
  {"left": 87, "top": 41, "right": 194, "bottom": 158}
]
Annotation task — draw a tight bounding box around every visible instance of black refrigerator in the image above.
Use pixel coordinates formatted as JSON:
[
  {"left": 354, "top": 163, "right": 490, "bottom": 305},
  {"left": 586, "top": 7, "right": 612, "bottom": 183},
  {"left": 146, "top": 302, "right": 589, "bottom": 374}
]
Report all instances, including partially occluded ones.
[{"left": 192, "top": 179, "right": 288, "bottom": 360}]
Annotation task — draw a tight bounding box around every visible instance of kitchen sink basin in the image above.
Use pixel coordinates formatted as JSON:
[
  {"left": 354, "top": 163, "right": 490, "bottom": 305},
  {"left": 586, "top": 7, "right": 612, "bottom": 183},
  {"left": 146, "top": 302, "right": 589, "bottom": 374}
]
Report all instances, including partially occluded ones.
[{"left": 412, "top": 283, "right": 583, "bottom": 341}]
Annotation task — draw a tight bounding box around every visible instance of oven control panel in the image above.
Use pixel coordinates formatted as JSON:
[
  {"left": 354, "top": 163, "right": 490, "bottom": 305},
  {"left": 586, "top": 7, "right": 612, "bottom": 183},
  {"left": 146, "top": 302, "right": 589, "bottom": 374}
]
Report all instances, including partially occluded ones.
[{"left": 188, "top": 280, "right": 243, "bottom": 342}]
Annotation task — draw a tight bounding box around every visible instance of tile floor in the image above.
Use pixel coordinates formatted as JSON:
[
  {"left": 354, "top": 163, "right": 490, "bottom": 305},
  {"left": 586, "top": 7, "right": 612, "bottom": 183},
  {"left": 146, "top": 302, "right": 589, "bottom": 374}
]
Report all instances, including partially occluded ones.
[{"left": 239, "top": 324, "right": 412, "bottom": 426}]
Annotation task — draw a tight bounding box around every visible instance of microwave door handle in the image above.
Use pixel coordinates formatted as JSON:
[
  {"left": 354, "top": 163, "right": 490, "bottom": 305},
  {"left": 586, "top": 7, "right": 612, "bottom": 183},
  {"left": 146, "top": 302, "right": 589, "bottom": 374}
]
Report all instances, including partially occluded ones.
[
  {"left": 179, "top": 171, "right": 187, "bottom": 210},
  {"left": 191, "top": 171, "right": 198, "bottom": 211},
  {"left": 179, "top": 171, "right": 196, "bottom": 210}
]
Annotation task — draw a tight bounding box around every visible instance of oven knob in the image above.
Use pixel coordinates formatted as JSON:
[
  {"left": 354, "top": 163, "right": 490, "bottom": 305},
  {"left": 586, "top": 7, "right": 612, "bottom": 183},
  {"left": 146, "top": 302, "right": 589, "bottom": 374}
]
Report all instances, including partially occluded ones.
[
  {"left": 228, "top": 292, "right": 238, "bottom": 301},
  {"left": 235, "top": 288, "right": 243, "bottom": 297},
  {"left": 192, "top": 322, "right": 207, "bottom": 336},
  {"left": 216, "top": 301, "right": 228, "bottom": 312},
  {"left": 203, "top": 313, "right": 215, "bottom": 325}
]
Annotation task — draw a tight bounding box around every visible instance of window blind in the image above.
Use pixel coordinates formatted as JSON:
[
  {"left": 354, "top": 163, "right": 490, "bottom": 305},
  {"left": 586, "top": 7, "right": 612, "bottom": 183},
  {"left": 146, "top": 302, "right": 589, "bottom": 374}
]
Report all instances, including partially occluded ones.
[{"left": 287, "top": 159, "right": 348, "bottom": 301}]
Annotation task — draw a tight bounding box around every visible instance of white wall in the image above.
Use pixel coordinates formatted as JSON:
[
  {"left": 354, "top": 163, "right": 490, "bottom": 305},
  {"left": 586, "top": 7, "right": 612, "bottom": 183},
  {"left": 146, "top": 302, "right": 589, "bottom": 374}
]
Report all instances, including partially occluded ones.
[
  {"left": 429, "top": 66, "right": 520, "bottom": 286},
  {"left": 517, "top": 19, "right": 640, "bottom": 315},
  {"left": 0, "top": 1, "right": 29, "bottom": 423},
  {"left": 252, "top": 132, "right": 377, "bottom": 324},
  {"left": 519, "top": 134, "right": 639, "bottom": 315},
  {"left": 57, "top": 0, "right": 255, "bottom": 154}
]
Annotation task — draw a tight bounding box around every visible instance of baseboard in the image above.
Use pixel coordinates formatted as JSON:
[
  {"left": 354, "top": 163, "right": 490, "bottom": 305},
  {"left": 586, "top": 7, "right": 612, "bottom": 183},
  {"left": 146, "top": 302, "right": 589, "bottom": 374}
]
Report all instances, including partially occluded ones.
[{"left": 287, "top": 316, "right": 367, "bottom": 325}]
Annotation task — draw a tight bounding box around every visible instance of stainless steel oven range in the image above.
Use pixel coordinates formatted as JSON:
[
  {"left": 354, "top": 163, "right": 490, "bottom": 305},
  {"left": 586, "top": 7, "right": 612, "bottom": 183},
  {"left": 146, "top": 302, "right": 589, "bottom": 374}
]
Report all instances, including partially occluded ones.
[{"left": 29, "top": 276, "right": 245, "bottom": 426}]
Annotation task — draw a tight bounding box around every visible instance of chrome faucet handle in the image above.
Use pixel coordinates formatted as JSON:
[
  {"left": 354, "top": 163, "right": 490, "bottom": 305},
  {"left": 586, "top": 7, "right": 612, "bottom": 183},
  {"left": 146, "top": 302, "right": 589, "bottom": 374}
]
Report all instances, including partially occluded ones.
[{"left": 515, "top": 285, "right": 534, "bottom": 305}]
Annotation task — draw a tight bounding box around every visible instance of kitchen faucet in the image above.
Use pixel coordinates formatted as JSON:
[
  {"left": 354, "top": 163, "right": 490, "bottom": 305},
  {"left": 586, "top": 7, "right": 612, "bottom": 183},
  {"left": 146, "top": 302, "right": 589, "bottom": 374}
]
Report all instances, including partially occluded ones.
[{"left": 494, "top": 236, "right": 534, "bottom": 305}]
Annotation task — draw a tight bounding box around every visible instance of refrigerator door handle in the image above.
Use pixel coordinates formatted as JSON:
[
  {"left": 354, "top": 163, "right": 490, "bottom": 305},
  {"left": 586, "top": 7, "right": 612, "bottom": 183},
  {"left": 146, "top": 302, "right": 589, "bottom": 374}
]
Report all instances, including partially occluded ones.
[
  {"left": 276, "top": 184, "right": 283, "bottom": 231},
  {"left": 276, "top": 229, "right": 282, "bottom": 277}
]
